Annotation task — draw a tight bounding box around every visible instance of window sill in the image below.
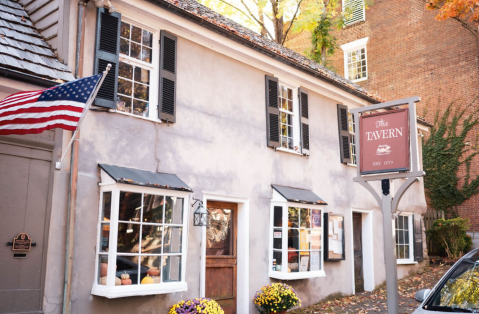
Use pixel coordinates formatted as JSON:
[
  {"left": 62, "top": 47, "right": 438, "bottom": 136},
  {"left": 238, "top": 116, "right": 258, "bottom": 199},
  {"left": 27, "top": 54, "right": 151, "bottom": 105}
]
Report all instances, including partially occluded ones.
[
  {"left": 275, "top": 147, "right": 303, "bottom": 156},
  {"left": 106, "top": 109, "right": 163, "bottom": 124},
  {"left": 351, "top": 77, "right": 368, "bottom": 83},
  {"left": 91, "top": 281, "right": 187, "bottom": 298},
  {"left": 397, "top": 260, "right": 417, "bottom": 265},
  {"left": 269, "top": 270, "right": 326, "bottom": 280},
  {"left": 347, "top": 163, "right": 357, "bottom": 167}
]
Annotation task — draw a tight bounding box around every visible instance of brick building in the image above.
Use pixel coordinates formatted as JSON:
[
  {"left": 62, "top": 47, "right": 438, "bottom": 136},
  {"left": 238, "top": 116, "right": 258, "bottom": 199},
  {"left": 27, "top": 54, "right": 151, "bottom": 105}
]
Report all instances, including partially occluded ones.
[{"left": 286, "top": 0, "right": 479, "bottom": 231}]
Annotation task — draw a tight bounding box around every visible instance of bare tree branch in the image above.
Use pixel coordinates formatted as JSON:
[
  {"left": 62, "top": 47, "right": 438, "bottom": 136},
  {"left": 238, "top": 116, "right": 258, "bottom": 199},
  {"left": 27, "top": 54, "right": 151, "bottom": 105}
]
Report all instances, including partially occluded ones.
[
  {"left": 452, "top": 16, "right": 479, "bottom": 40},
  {"left": 281, "top": 0, "right": 303, "bottom": 45},
  {"left": 239, "top": 0, "right": 275, "bottom": 39},
  {"left": 215, "top": 0, "right": 256, "bottom": 23}
]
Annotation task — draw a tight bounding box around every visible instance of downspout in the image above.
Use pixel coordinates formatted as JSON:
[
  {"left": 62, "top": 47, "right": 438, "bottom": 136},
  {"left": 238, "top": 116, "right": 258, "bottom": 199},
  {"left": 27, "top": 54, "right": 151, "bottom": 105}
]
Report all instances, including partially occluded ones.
[{"left": 62, "top": 1, "right": 89, "bottom": 313}]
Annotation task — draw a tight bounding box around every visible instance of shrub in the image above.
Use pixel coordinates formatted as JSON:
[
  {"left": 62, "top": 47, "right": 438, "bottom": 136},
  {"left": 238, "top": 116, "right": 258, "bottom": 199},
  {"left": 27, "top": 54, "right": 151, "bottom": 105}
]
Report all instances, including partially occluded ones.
[
  {"left": 169, "top": 298, "right": 224, "bottom": 314},
  {"left": 253, "top": 283, "right": 301, "bottom": 313},
  {"left": 427, "top": 217, "right": 472, "bottom": 259}
]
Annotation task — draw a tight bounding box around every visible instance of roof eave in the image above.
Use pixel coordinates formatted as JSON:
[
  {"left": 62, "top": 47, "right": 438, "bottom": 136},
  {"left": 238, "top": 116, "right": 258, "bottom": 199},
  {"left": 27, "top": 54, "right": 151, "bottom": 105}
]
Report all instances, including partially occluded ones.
[
  {"left": 0, "top": 66, "right": 60, "bottom": 88},
  {"left": 150, "top": 0, "right": 379, "bottom": 104}
]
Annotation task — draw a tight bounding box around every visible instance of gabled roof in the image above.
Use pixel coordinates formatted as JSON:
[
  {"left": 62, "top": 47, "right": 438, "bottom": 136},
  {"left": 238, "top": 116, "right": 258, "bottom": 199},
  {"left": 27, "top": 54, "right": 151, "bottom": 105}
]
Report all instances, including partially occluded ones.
[
  {"left": 151, "top": 0, "right": 383, "bottom": 103},
  {"left": 0, "top": 0, "right": 74, "bottom": 83}
]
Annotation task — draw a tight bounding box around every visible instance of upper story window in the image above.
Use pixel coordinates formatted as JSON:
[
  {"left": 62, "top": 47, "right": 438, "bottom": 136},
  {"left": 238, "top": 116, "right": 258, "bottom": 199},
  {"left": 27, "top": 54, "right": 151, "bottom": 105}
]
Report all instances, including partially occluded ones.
[
  {"left": 343, "top": 0, "right": 365, "bottom": 26},
  {"left": 341, "top": 37, "right": 369, "bottom": 83},
  {"left": 117, "top": 22, "right": 156, "bottom": 118},
  {"left": 279, "top": 84, "right": 300, "bottom": 152},
  {"left": 92, "top": 171, "right": 190, "bottom": 298},
  {"left": 348, "top": 113, "right": 357, "bottom": 165},
  {"left": 94, "top": 10, "right": 178, "bottom": 122}
]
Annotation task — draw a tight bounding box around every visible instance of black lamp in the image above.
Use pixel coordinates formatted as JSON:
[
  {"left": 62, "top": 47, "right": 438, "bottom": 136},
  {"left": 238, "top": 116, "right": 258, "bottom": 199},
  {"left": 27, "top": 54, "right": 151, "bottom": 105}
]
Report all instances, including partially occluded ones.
[{"left": 192, "top": 199, "right": 207, "bottom": 226}]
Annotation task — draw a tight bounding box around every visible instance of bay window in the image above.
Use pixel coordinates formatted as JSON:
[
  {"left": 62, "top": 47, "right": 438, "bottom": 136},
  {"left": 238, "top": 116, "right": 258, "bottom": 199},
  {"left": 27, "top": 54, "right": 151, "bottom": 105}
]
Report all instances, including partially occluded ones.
[{"left": 92, "top": 183, "right": 189, "bottom": 298}]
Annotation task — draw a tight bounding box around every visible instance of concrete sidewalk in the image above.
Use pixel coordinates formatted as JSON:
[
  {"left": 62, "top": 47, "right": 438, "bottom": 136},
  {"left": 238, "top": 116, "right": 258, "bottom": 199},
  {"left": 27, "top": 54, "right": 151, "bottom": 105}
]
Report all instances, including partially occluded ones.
[{"left": 291, "top": 264, "right": 449, "bottom": 314}]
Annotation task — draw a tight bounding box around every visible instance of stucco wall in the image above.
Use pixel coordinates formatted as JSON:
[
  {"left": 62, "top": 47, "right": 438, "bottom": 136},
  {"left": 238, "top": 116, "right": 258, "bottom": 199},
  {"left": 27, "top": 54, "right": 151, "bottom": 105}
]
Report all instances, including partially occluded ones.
[{"left": 42, "top": 2, "right": 429, "bottom": 313}]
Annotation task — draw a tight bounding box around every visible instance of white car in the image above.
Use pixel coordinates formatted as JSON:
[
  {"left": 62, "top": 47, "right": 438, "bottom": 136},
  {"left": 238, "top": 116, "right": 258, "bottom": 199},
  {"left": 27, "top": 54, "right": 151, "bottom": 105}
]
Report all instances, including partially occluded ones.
[{"left": 413, "top": 248, "right": 479, "bottom": 313}]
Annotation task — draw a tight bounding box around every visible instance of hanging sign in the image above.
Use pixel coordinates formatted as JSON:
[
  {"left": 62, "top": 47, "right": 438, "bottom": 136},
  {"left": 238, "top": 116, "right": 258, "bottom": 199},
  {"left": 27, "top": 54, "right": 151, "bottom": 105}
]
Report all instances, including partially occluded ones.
[{"left": 360, "top": 108, "right": 410, "bottom": 175}]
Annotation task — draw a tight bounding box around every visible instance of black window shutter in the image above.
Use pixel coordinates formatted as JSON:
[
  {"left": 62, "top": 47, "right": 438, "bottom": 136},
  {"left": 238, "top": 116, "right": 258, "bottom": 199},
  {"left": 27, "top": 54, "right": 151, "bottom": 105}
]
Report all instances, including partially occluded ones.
[
  {"left": 265, "top": 75, "right": 280, "bottom": 148},
  {"left": 299, "top": 88, "right": 310, "bottom": 156},
  {"left": 413, "top": 215, "right": 424, "bottom": 262},
  {"left": 337, "top": 104, "right": 351, "bottom": 164},
  {"left": 93, "top": 8, "right": 121, "bottom": 109},
  {"left": 159, "top": 30, "right": 177, "bottom": 123}
]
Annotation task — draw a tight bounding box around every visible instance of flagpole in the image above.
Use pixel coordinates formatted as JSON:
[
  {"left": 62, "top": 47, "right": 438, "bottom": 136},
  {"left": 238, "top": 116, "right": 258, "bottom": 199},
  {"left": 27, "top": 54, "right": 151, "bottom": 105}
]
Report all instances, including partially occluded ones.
[{"left": 55, "top": 63, "right": 111, "bottom": 170}]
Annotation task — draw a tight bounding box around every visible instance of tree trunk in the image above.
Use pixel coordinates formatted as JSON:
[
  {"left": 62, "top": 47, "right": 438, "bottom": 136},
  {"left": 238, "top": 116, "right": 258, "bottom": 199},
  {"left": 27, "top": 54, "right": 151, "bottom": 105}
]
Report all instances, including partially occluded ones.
[{"left": 258, "top": 7, "right": 268, "bottom": 37}]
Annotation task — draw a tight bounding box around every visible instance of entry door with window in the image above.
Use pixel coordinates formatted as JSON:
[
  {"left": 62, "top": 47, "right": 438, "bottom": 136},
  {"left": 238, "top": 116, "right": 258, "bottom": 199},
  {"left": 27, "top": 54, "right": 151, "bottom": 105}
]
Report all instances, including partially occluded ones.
[
  {"left": 205, "top": 202, "right": 237, "bottom": 314},
  {"left": 353, "top": 213, "right": 364, "bottom": 293}
]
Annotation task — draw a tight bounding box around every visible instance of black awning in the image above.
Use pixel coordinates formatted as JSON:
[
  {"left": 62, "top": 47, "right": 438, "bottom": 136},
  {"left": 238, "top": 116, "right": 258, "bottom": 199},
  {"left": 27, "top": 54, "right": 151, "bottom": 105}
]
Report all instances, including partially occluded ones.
[
  {"left": 272, "top": 184, "right": 327, "bottom": 205},
  {"left": 99, "top": 164, "right": 192, "bottom": 192}
]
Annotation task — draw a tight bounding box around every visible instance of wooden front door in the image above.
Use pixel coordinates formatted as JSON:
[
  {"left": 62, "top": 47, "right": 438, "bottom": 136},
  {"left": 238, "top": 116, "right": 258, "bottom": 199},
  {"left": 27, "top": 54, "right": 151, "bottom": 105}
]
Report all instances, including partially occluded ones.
[
  {"left": 205, "top": 201, "right": 237, "bottom": 314},
  {"left": 353, "top": 213, "right": 364, "bottom": 293}
]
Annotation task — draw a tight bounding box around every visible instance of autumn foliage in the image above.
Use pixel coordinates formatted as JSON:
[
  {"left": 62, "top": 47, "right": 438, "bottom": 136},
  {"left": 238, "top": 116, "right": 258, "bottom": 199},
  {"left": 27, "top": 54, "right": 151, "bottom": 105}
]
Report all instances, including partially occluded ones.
[{"left": 426, "top": 0, "right": 479, "bottom": 24}]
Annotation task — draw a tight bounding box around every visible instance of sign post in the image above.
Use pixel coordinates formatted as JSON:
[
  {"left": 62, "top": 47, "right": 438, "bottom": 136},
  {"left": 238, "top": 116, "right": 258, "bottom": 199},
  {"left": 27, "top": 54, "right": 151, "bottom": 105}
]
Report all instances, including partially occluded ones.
[{"left": 350, "top": 96, "right": 424, "bottom": 314}]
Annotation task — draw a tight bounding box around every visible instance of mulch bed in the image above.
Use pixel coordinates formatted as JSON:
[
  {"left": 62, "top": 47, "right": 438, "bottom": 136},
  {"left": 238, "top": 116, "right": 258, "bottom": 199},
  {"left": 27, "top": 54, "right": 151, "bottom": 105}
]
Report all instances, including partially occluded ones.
[{"left": 291, "top": 262, "right": 450, "bottom": 314}]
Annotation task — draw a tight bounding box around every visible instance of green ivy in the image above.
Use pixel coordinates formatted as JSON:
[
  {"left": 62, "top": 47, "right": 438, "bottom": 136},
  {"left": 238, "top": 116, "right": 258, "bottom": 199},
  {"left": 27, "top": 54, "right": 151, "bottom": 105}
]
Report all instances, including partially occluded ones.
[
  {"left": 423, "top": 103, "right": 479, "bottom": 216},
  {"left": 308, "top": 15, "right": 338, "bottom": 69}
]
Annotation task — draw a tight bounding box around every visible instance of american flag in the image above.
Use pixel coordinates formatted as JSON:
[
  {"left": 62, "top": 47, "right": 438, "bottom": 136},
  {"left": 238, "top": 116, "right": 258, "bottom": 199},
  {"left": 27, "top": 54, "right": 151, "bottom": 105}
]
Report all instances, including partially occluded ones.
[{"left": 0, "top": 73, "right": 103, "bottom": 135}]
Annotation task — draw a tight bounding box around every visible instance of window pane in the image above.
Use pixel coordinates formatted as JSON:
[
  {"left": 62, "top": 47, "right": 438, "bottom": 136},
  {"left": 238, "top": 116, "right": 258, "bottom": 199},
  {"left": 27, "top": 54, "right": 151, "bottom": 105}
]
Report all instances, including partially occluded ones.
[
  {"left": 273, "top": 250, "right": 282, "bottom": 272},
  {"left": 273, "top": 228, "right": 282, "bottom": 250},
  {"left": 99, "top": 223, "right": 110, "bottom": 252},
  {"left": 399, "top": 229, "right": 404, "bottom": 244},
  {"left": 119, "top": 191, "right": 142, "bottom": 222},
  {"left": 398, "top": 216, "right": 404, "bottom": 229},
  {"left": 300, "top": 208, "right": 310, "bottom": 228},
  {"left": 310, "top": 251, "right": 321, "bottom": 271},
  {"left": 287, "top": 99, "right": 293, "bottom": 112},
  {"left": 142, "top": 194, "right": 164, "bottom": 223},
  {"left": 102, "top": 191, "right": 111, "bottom": 221},
  {"left": 117, "top": 255, "right": 140, "bottom": 285},
  {"left": 288, "top": 250, "right": 299, "bottom": 272},
  {"left": 134, "top": 83, "right": 149, "bottom": 101},
  {"left": 165, "top": 197, "right": 184, "bottom": 224},
  {"left": 288, "top": 207, "right": 299, "bottom": 227},
  {"left": 142, "top": 30, "right": 152, "bottom": 47},
  {"left": 118, "top": 78, "right": 132, "bottom": 96},
  {"left": 134, "top": 66, "right": 150, "bottom": 85},
  {"left": 120, "top": 22, "right": 130, "bottom": 38},
  {"left": 300, "top": 229, "right": 311, "bottom": 251},
  {"left": 98, "top": 255, "right": 109, "bottom": 285},
  {"left": 120, "top": 38, "right": 129, "bottom": 55},
  {"left": 117, "top": 95, "right": 132, "bottom": 113},
  {"left": 163, "top": 226, "right": 182, "bottom": 253},
  {"left": 119, "top": 62, "right": 133, "bottom": 79},
  {"left": 405, "top": 228, "right": 409, "bottom": 244},
  {"left": 131, "top": 25, "right": 142, "bottom": 43},
  {"left": 273, "top": 206, "right": 282, "bottom": 227},
  {"left": 206, "top": 207, "right": 232, "bottom": 255},
  {"left": 133, "top": 99, "right": 148, "bottom": 117},
  {"left": 288, "top": 228, "right": 299, "bottom": 250},
  {"left": 299, "top": 251, "right": 310, "bottom": 272},
  {"left": 398, "top": 245, "right": 404, "bottom": 259},
  {"left": 141, "top": 225, "right": 162, "bottom": 254},
  {"left": 117, "top": 223, "right": 140, "bottom": 253},
  {"left": 311, "top": 209, "right": 321, "bottom": 228},
  {"left": 311, "top": 230, "right": 321, "bottom": 250},
  {"left": 130, "top": 42, "right": 141, "bottom": 60},
  {"left": 163, "top": 255, "right": 181, "bottom": 282},
  {"left": 141, "top": 256, "right": 161, "bottom": 284},
  {"left": 404, "top": 245, "right": 410, "bottom": 259}
]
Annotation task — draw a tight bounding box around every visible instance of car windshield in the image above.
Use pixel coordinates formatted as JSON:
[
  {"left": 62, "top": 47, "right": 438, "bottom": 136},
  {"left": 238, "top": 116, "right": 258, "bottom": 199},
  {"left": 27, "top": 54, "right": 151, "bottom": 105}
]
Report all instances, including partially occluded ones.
[{"left": 428, "top": 251, "right": 479, "bottom": 311}]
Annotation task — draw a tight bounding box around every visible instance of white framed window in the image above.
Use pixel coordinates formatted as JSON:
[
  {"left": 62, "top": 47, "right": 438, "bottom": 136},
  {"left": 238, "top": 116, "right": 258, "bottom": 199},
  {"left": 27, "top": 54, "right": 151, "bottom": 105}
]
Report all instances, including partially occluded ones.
[
  {"left": 278, "top": 83, "right": 301, "bottom": 154},
  {"left": 92, "top": 183, "right": 189, "bottom": 298},
  {"left": 395, "top": 213, "right": 415, "bottom": 264},
  {"left": 269, "top": 199, "right": 325, "bottom": 280},
  {"left": 342, "top": 0, "right": 365, "bottom": 26},
  {"left": 341, "top": 37, "right": 369, "bottom": 83},
  {"left": 117, "top": 19, "right": 159, "bottom": 119},
  {"left": 348, "top": 112, "right": 357, "bottom": 166}
]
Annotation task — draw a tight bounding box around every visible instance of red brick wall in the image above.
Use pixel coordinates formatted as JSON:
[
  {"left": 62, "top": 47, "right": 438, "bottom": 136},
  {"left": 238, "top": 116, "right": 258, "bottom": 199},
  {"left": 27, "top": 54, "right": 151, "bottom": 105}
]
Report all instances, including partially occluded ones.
[{"left": 287, "top": 0, "right": 479, "bottom": 229}]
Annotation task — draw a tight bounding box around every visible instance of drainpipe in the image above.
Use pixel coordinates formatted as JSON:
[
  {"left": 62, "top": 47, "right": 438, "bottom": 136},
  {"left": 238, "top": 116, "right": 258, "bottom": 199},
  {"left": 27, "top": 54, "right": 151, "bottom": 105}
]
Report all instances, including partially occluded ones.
[{"left": 62, "top": 1, "right": 89, "bottom": 313}]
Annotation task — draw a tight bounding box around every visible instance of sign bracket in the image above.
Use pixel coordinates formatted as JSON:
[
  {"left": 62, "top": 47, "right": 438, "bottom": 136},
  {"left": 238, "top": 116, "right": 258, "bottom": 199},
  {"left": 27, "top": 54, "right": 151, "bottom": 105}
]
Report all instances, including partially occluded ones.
[{"left": 350, "top": 96, "right": 425, "bottom": 314}]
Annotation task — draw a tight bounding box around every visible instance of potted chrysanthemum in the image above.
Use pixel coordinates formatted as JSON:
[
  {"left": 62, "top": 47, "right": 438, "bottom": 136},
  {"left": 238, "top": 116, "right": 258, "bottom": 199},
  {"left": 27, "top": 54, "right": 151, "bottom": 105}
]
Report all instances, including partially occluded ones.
[
  {"left": 169, "top": 298, "right": 224, "bottom": 314},
  {"left": 253, "top": 283, "right": 301, "bottom": 314}
]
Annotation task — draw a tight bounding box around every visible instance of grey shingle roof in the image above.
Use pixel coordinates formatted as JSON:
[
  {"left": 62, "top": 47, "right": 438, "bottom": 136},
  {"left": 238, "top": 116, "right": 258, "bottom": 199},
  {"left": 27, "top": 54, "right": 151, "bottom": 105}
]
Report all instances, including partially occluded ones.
[
  {"left": 0, "top": 0, "right": 74, "bottom": 82},
  {"left": 152, "top": 0, "right": 383, "bottom": 103}
]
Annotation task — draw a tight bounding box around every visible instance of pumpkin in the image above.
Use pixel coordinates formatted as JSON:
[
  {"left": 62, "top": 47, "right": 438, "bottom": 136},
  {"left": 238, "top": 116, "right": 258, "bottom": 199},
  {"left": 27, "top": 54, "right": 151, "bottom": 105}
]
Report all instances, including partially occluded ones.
[
  {"left": 141, "top": 274, "right": 154, "bottom": 284},
  {"left": 100, "top": 263, "right": 108, "bottom": 277},
  {"left": 115, "top": 277, "right": 121, "bottom": 286},
  {"left": 147, "top": 267, "right": 160, "bottom": 276},
  {"left": 121, "top": 272, "right": 132, "bottom": 285},
  {"left": 99, "top": 276, "right": 107, "bottom": 285}
]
